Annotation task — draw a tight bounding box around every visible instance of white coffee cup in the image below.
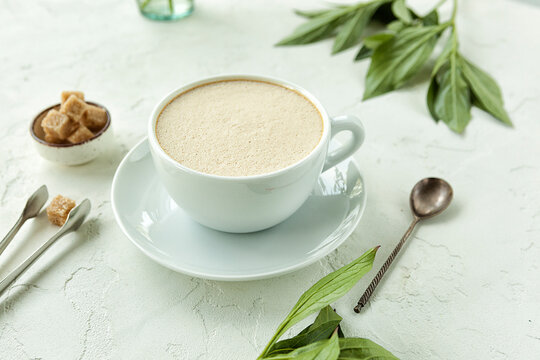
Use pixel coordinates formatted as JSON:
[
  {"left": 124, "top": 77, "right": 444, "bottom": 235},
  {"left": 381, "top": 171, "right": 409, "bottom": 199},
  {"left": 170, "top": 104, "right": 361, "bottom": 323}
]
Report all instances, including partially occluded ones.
[{"left": 148, "top": 75, "right": 364, "bottom": 233}]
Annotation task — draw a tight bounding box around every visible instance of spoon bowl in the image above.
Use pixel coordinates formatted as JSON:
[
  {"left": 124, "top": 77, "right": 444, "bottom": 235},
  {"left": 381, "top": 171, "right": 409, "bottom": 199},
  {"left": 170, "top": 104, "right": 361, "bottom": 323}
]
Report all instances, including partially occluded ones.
[
  {"left": 410, "top": 177, "right": 453, "bottom": 219},
  {"left": 22, "top": 185, "right": 49, "bottom": 219},
  {"left": 59, "top": 199, "right": 92, "bottom": 234},
  {"left": 0, "top": 185, "right": 49, "bottom": 257}
]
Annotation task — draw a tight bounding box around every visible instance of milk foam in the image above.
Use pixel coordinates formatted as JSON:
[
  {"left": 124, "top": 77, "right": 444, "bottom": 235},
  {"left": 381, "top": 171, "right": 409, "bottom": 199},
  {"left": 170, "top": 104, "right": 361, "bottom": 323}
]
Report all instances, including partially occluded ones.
[{"left": 156, "top": 80, "right": 323, "bottom": 176}]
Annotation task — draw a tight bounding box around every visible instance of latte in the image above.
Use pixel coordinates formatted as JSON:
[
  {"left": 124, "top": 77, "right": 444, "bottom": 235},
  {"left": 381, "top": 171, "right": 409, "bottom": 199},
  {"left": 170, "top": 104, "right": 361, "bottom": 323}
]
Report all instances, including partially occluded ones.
[{"left": 155, "top": 79, "right": 323, "bottom": 176}]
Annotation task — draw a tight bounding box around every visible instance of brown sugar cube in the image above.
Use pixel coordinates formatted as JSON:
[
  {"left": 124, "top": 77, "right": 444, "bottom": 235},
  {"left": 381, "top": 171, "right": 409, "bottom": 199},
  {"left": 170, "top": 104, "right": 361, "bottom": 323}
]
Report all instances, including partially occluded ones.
[
  {"left": 61, "top": 91, "right": 84, "bottom": 104},
  {"left": 42, "top": 109, "right": 79, "bottom": 140},
  {"left": 44, "top": 133, "right": 64, "bottom": 144},
  {"left": 67, "top": 124, "right": 94, "bottom": 144},
  {"left": 81, "top": 104, "right": 107, "bottom": 131},
  {"left": 60, "top": 95, "right": 87, "bottom": 123},
  {"left": 47, "top": 195, "right": 76, "bottom": 226}
]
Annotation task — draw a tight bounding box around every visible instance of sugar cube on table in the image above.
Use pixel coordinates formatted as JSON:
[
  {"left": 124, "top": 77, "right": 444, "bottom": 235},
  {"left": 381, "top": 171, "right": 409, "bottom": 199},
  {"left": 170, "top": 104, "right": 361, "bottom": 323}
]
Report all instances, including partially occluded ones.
[
  {"left": 47, "top": 195, "right": 76, "bottom": 226},
  {"left": 42, "top": 109, "right": 79, "bottom": 140},
  {"left": 82, "top": 104, "right": 107, "bottom": 131},
  {"left": 60, "top": 95, "right": 87, "bottom": 123},
  {"left": 67, "top": 125, "right": 94, "bottom": 144},
  {"left": 61, "top": 91, "right": 84, "bottom": 104}
]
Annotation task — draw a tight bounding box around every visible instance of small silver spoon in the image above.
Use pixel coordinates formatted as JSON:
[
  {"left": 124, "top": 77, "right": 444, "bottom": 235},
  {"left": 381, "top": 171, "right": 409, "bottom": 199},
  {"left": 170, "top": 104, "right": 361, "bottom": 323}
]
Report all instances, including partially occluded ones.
[
  {"left": 354, "top": 178, "right": 453, "bottom": 312},
  {"left": 0, "top": 185, "right": 49, "bottom": 256},
  {"left": 0, "top": 199, "right": 91, "bottom": 296}
]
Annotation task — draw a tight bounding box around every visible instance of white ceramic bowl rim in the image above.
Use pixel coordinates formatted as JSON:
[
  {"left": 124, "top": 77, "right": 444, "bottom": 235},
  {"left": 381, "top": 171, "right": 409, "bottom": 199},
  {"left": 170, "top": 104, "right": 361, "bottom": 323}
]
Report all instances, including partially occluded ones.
[
  {"left": 148, "top": 74, "right": 331, "bottom": 181},
  {"left": 30, "top": 101, "right": 112, "bottom": 148}
]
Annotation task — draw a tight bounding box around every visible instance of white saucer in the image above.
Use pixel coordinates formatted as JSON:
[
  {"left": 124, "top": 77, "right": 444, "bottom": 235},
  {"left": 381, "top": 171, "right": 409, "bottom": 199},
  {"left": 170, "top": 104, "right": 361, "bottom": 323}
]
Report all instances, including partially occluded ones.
[{"left": 111, "top": 138, "right": 366, "bottom": 281}]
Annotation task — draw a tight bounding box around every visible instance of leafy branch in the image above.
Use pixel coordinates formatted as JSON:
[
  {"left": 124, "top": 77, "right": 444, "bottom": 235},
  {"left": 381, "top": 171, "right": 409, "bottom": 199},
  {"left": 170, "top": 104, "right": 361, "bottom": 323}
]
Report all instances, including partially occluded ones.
[
  {"left": 277, "top": 0, "right": 512, "bottom": 133},
  {"left": 258, "top": 247, "right": 398, "bottom": 360}
]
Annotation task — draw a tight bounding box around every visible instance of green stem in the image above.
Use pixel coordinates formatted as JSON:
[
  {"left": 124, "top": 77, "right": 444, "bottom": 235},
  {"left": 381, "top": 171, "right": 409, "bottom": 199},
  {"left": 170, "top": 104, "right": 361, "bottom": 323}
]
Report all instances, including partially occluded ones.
[
  {"left": 258, "top": 323, "right": 286, "bottom": 359},
  {"left": 451, "top": 23, "right": 458, "bottom": 47},
  {"left": 439, "top": 0, "right": 458, "bottom": 46},
  {"left": 436, "top": 0, "right": 458, "bottom": 28},
  {"left": 169, "top": 0, "right": 174, "bottom": 14},
  {"left": 434, "top": 0, "right": 448, "bottom": 9},
  {"left": 450, "top": 0, "right": 458, "bottom": 24},
  {"left": 450, "top": 0, "right": 458, "bottom": 48}
]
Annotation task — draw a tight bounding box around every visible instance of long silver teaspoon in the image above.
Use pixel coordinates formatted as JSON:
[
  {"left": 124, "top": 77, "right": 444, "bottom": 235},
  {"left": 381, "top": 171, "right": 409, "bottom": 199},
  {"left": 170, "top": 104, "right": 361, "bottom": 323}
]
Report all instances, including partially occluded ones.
[
  {"left": 354, "top": 178, "right": 453, "bottom": 312},
  {"left": 0, "top": 185, "right": 49, "bottom": 256},
  {"left": 0, "top": 199, "right": 91, "bottom": 296}
]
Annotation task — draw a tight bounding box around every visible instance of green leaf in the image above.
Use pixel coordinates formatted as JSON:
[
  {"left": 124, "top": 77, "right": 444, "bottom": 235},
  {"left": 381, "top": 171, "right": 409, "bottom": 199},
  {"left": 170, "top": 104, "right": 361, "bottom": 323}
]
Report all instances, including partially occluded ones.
[
  {"left": 264, "top": 332, "right": 340, "bottom": 360},
  {"left": 277, "top": 7, "right": 353, "bottom": 46},
  {"left": 294, "top": 9, "right": 333, "bottom": 19},
  {"left": 363, "top": 33, "right": 394, "bottom": 49},
  {"left": 294, "top": 3, "right": 351, "bottom": 19},
  {"left": 386, "top": 8, "right": 437, "bottom": 33},
  {"left": 355, "top": 32, "right": 393, "bottom": 62},
  {"left": 431, "top": 37, "right": 453, "bottom": 77},
  {"left": 332, "top": 4, "right": 380, "bottom": 54},
  {"left": 387, "top": 20, "right": 405, "bottom": 32},
  {"left": 433, "top": 61, "right": 472, "bottom": 133},
  {"left": 363, "top": 25, "right": 445, "bottom": 99},
  {"left": 422, "top": 9, "right": 439, "bottom": 26},
  {"left": 267, "top": 306, "right": 342, "bottom": 356},
  {"left": 354, "top": 45, "right": 373, "bottom": 61},
  {"left": 391, "top": 0, "right": 412, "bottom": 24},
  {"left": 307, "top": 307, "right": 342, "bottom": 333},
  {"left": 460, "top": 57, "right": 512, "bottom": 126},
  {"left": 259, "top": 247, "right": 379, "bottom": 358},
  {"left": 429, "top": 31, "right": 473, "bottom": 133},
  {"left": 426, "top": 76, "right": 439, "bottom": 122},
  {"left": 337, "top": 324, "right": 345, "bottom": 338},
  {"left": 338, "top": 338, "right": 399, "bottom": 360},
  {"left": 278, "top": 23, "right": 337, "bottom": 46}
]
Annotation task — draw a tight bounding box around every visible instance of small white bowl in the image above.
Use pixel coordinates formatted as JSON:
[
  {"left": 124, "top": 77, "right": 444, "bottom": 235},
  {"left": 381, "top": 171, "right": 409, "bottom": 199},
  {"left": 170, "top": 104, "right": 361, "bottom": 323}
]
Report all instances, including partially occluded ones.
[{"left": 30, "top": 102, "right": 112, "bottom": 166}]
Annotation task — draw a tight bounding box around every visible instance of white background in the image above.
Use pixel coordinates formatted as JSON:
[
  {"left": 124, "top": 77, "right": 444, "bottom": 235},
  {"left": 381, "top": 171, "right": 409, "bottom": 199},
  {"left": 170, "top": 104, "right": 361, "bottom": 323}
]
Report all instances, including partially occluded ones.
[{"left": 1, "top": 0, "right": 539, "bottom": 358}]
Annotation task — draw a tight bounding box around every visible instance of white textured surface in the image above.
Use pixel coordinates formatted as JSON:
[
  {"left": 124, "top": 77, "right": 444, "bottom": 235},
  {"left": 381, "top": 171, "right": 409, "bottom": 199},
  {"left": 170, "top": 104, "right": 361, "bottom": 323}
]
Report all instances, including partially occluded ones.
[{"left": 1, "top": 0, "right": 539, "bottom": 359}]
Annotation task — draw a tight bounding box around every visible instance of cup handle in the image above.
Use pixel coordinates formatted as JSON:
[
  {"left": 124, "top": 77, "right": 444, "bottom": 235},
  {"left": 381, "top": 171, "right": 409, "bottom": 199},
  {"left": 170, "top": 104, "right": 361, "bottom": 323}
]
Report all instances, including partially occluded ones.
[{"left": 323, "top": 115, "right": 365, "bottom": 172}]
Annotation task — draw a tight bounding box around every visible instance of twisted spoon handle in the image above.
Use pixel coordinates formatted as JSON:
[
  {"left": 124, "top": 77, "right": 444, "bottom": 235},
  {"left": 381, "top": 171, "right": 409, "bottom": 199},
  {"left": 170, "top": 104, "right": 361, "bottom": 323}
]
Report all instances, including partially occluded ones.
[{"left": 354, "top": 218, "right": 419, "bottom": 313}]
